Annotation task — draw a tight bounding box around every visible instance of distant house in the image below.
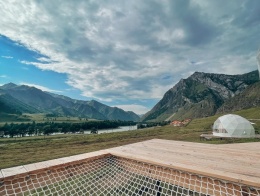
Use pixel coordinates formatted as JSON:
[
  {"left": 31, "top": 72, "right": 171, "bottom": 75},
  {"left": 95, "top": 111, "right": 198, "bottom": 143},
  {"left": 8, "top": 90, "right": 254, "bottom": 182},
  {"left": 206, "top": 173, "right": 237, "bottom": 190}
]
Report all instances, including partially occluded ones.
[
  {"left": 171, "top": 120, "right": 183, "bottom": 127},
  {"left": 171, "top": 119, "right": 192, "bottom": 127}
]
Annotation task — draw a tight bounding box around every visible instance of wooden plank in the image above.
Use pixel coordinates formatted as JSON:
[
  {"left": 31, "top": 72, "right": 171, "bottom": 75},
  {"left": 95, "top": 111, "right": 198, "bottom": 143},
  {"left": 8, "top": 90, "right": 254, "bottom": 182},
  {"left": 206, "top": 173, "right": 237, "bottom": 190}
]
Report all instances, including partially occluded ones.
[
  {"left": 148, "top": 139, "right": 260, "bottom": 154},
  {"left": 108, "top": 139, "right": 260, "bottom": 169},
  {"left": 108, "top": 139, "right": 260, "bottom": 188},
  {"left": 1, "top": 166, "right": 27, "bottom": 178},
  {"left": 0, "top": 170, "right": 3, "bottom": 179},
  {"left": 221, "top": 142, "right": 260, "bottom": 152},
  {"left": 135, "top": 139, "right": 260, "bottom": 163}
]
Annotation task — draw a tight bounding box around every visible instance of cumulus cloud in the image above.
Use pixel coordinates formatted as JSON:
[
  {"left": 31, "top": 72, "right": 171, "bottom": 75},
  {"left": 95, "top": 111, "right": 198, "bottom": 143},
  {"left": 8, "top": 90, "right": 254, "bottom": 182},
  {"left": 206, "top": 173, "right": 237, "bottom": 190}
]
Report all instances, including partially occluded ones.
[{"left": 0, "top": 0, "right": 259, "bottom": 105}]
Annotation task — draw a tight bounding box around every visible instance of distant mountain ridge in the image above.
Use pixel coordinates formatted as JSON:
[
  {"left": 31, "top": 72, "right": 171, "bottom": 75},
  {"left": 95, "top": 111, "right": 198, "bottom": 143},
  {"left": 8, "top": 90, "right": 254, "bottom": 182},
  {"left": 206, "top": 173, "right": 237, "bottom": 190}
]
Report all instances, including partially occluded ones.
[
  {"left": 0, "top": 83, "right": 140, "bottom": 121},
  {"left": 141, "top": 70, "right": 259, "bottom": 122}
]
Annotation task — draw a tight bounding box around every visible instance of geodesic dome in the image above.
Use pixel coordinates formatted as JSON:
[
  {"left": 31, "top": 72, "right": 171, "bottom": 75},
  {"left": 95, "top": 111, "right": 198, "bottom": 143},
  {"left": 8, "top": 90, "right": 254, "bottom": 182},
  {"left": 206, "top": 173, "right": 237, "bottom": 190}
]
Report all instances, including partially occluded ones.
[{"left": 213, "top": 114, "right": 255, "bottom": 138}]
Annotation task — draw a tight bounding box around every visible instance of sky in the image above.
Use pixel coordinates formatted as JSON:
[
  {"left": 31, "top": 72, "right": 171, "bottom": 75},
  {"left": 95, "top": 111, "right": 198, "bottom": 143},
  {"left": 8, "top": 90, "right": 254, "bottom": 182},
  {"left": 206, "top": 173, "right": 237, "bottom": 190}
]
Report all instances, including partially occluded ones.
[{"left": 0, "top": 0, "right": 259, "bottom": 115}]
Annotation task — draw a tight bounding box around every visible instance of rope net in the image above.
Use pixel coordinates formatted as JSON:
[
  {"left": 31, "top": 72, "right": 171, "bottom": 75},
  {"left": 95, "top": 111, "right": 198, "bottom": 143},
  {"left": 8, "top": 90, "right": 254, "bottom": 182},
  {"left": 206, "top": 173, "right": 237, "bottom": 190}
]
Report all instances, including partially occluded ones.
[{"left": 1, "top": 155, "right": 259, "bottom": 196}]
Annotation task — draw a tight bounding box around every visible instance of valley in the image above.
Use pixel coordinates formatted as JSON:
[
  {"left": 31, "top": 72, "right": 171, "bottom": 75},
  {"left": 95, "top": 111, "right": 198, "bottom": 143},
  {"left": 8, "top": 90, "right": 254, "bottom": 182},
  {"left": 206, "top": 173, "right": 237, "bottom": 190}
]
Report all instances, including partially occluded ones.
[
  {"left": 0, "top": 107, "right": 259, "bottom": 169},
  {"left": 0, "top": 70, "right": 259, "bottom": 169}
]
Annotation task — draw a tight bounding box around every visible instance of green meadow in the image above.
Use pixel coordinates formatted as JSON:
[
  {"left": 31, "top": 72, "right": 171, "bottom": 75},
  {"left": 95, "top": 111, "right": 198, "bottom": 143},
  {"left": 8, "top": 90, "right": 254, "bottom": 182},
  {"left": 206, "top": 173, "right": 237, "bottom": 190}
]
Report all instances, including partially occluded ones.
[{"left": 0, "top": 107, "right": 259, "bottom": 169}]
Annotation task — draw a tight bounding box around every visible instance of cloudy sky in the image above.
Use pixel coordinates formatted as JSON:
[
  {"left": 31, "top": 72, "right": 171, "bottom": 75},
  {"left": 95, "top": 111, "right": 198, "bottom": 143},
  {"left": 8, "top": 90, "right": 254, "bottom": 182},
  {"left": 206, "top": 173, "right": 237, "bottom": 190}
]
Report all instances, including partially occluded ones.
[{"left": 0, "top": 0, "right": 259, "bottom": 114}]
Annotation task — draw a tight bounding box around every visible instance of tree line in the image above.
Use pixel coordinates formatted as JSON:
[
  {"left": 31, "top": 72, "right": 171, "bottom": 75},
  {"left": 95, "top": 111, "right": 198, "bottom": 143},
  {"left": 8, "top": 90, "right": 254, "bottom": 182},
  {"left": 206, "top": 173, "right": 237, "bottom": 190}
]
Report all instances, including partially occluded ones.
[
  {"left": 137, "top": 121, "right": 169, "bottom": 129},
  {"left": 0, "top": 120, "right": 136, "bottom": 138}
]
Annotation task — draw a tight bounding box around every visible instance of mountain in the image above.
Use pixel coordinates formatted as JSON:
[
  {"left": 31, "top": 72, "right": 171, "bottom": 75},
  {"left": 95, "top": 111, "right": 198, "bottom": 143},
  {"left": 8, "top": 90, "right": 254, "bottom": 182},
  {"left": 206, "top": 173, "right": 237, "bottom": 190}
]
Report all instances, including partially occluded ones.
[
  {"left": 0, "top": 82, "right": 18, "bottom": 90},
  {"left": 0, "top": 89, "right": 40, "bottom": 114},
  {"left": 0, "top": 83, "right": 140, "bottom": 121},
  {"left": 88, "top": 100, "right": 140, "bottom": 121},
  {"left": 45, "top": 93, "right": 106, "bottom": 119},
  {"left": 216, "top": 81, "right": 260, "bottom": 113},
  {"left": 141, "top": 70, "right": 259, "bottom": 122}
]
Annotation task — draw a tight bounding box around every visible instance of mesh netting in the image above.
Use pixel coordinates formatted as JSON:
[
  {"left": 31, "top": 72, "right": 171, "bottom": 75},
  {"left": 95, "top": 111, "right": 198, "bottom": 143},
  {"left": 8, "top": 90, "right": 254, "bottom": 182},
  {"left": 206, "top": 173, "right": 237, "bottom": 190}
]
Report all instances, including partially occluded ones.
[{"left": 1, "top": 155, "right": 259, "bottom": 196}]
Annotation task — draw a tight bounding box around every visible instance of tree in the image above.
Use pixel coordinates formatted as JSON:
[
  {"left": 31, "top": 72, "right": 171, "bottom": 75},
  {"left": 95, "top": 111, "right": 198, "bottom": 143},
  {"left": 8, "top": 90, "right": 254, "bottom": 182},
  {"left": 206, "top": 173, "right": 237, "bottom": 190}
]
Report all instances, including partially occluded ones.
[
  {"left": 2, "top": 123, "right": 10, "bottom": 137},
  {"left": 61, "top": 124, "right": 70, "bottom": 134},
  {"left": 9, "top": 123, "right": 18, "bottom": 138},
  {"left": 43, "top": 125, "right": 53, "bottom": 137},
  {"left": 90, "top": 127, "right": 98, "bottom": 134}
]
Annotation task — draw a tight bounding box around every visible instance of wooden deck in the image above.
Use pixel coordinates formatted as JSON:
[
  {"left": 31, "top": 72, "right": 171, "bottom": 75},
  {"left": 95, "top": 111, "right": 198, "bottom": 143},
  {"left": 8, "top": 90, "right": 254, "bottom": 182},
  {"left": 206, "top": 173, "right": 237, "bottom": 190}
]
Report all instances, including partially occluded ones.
[
  {"left": 108, "top": 139, "right": 260, "bottom": 188},
  {"left": 1, "top": 139, "right": 260, "bottom": 189}
]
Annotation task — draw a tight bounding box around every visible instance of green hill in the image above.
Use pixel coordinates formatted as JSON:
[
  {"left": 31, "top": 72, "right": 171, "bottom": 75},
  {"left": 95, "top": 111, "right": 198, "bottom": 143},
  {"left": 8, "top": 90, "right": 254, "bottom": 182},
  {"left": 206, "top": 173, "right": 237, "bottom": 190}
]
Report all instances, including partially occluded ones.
[{"left": 0, "top": 83, "right": 140, "bottom": 121}]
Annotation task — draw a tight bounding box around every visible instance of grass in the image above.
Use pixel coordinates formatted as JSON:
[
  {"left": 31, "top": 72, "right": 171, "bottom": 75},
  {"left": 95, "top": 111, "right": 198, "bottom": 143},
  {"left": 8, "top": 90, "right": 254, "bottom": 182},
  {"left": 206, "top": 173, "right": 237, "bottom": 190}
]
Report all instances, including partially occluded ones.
[
  {"left": 234, "top": 107, "right": 260, "bottom": 119},
  {"left": 0, "top": 113, "right": 30, "bottom": 123},
  {"left": 0, "top": 112, "right": 98, "bottom": 126},
  {"left": 0, "top": 127, "right": 184, "bottom": 169},
  {"left": 0, "top": 107, "right": 259, "bottom": 169},
  {"left": 24, "top": 113, "right": 97, "bottom": 122},
  {"left": 1, "top": 125, "right": 259, "bottom": 169}
]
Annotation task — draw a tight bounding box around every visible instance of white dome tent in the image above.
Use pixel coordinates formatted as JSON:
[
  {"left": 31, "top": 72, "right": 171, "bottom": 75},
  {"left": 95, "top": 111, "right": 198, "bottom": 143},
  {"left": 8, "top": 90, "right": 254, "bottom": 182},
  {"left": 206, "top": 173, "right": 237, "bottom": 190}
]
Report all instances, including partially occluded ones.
[{"left": 213, "top": 114, "right": 255, "bottom": 138}]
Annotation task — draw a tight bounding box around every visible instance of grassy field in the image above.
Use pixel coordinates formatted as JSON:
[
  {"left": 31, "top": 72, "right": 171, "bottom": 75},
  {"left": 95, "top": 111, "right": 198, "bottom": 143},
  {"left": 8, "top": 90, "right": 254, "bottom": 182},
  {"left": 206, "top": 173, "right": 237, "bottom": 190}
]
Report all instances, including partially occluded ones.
[
  {"left": 0, "top": 113, "right": 99, "bottom": 126},
  {"left": 0, "top": 107, "right": 259, "bottom": 169}
]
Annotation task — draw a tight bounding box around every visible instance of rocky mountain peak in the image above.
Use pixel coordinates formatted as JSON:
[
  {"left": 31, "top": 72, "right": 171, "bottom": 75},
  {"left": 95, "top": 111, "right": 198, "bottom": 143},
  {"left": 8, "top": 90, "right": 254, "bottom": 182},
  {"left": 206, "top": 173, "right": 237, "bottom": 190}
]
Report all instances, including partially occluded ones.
[
  {"left": 0, "top": 82, "right": 18, "bottom": 89},
  {"left": 189, "top": 70, "right": 259, "bottom": 99},
  {"left": 141, "top": 70, "right": 259, "bottom": 122}
]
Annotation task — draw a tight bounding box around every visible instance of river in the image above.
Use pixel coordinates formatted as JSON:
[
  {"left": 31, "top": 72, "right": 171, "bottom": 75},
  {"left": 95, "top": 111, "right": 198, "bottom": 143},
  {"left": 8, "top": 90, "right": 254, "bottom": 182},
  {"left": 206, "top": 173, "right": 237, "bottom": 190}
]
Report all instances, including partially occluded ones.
[{"left": 84, "top": 125, "right": 138, "bottom": 134}]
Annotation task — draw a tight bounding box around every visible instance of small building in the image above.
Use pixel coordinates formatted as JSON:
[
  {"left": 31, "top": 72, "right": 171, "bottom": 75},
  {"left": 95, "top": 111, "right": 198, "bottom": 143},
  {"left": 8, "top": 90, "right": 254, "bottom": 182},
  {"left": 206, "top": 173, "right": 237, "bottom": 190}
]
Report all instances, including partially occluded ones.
[
  {"left": 171, "top": 120, "right": 183, "bottom": 127},
  {"left": 213, "top": 114, "right": 255, "bottom": 138},
  {"left": 171, "top": 119, "right": 191, "bottom": 127}
]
